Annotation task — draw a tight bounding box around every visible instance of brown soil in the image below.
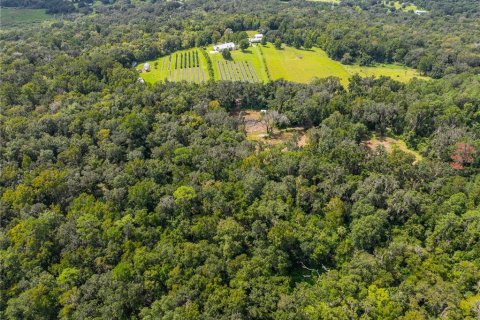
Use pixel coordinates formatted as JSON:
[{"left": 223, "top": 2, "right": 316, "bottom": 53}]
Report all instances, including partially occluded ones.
[{"left": 233, "top": 109, "right": 308, "bottom": 148}]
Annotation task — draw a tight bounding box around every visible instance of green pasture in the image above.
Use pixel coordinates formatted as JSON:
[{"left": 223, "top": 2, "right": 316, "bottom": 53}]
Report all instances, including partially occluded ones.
[
  {"left": 1, "top": 7, "right": 52, "bottom": 27},
  {"left": 262, "top": 44, "right": 427, "bottom": 86},
  {"left": 384, "top": 1, "right": 418, "bottom": 12},
  {"left": 344, "top": 64, "right": 428, "bottom": 82},
  {"left": 261, "top": 44, "right": 350, "bottom": 86},
  {"left": 139, "top": 43, "right": 427, "bottom": 86}
]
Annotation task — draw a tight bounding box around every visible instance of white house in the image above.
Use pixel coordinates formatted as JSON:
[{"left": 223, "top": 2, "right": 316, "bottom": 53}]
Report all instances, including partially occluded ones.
[
  {"left": 143, "top": 63, "right": 151, "bottom": 71},
  {"left": 249, "top": 34, "right": 264, "bottom": 43},
  {"left": 214, "top": 42, "right": 236, "bottom": 52}
]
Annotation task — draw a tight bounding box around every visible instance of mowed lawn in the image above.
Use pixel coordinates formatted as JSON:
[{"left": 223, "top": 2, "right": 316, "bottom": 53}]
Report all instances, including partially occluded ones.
[
  {"left": 137, "top": 49, "right": 210, "bottom": 84},
  {"left": 1, "top": 7, "right": 52, "bottom": 27},
  {"left": 261, "top": 45, "right": 350, "bottom": 86}
]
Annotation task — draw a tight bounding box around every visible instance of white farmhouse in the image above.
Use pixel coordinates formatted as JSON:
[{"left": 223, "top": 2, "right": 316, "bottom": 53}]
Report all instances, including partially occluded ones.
[
  {"left": 214, "top": 42, "right": 236, "bottom": 52},
  {"left": 249, "top": 34, "right": 264, "bottom": 43}
]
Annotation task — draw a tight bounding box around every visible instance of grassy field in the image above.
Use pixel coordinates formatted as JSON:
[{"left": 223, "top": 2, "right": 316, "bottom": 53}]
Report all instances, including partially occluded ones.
[
  {"left": 262, "top": 44, "right": 427, "bottom": 86},
  {"left": 137, "top": 49, "right": 210, "bottom": 84},
  {"left": 261, "top": 44, "right": 351, "bottom": 86},
  {"left": 139, "top": 43, "right": 427, "bottom": 86},
  {"left": 344, "top": 64, "right": 427, "bottom": 83},
  {"left": 0, "top": 7, "right": 52, "bottom": 27},
  {"left": 384, "top": 1, "right": 418, "bottom": 12}
]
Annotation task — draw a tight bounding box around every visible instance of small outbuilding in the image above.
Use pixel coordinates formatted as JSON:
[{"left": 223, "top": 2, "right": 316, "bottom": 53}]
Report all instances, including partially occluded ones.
[
  {"left": 249, "top": 34, "right": 264, "bottom": 43},
  {"left": 143, "top": 63, "right": 151, "bottom": 72},
  {"left": 214, "top": 42, "right": 236, "bottom": 52},
  {"left": 414, "top": 10, "right": 427, "bottom": 15}
]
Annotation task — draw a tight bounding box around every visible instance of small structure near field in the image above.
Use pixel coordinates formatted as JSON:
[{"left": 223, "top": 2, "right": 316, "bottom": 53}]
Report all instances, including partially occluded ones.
[
  {"left": 214, "top": 42, "right": 236, "bottom": 52},
  {"left": 143, "top": 63, "right": 151, "bottom": 72},
  {"left": 249, "top": 34, "right": 264, "bottom": 43},
  {"left": 414, "top": 10, "right": 427, "bottom": 15}
]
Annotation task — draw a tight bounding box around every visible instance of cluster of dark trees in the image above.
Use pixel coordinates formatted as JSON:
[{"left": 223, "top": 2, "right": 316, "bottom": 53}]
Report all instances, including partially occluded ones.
[{"left": 1, "top": 0, "right": 480, "bottom": 319}]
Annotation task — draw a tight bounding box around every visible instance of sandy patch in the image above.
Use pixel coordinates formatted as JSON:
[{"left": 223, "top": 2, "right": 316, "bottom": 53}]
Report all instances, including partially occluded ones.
[{"left": 364, "top": 137, "right": 422, "bottom": 163}]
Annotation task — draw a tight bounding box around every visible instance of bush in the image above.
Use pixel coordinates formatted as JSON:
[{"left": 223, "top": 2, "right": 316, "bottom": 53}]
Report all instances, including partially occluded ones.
[{"left": 222, "top": 49, "right": 232, "bottom": 60}]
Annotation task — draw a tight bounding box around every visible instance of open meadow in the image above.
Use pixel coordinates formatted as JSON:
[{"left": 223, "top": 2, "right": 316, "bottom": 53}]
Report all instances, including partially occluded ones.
[
  {"left": 1, "top": 7, "right": 52, "bottom": 27},
  {"left": 261, "top": 44, "right": 428, "bottom": 86},
  {"left": 384, "top": 1, "right": 418, "bottom": 12}
]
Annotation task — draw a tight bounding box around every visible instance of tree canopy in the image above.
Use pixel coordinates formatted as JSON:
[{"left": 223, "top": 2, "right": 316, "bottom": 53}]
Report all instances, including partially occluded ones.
[{"left": 1, "top": 0, "right": 480, "bottom": 319}]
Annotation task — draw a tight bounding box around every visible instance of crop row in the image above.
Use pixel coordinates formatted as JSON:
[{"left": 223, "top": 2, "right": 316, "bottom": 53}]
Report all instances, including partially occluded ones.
[
  {"left": 216, "top": 61, "right": 259, "bottom": 82},
  {"left": 173, "top": 51, "right": 201, "bottom": 70},
  {"left": 168, "top": 67, "right": 206, "bottom": 83}
]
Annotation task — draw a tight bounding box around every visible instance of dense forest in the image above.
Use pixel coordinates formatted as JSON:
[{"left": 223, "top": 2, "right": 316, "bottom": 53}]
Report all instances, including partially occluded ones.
[{"left": 1, "top": 0, "right": 480, "bottom": 319}]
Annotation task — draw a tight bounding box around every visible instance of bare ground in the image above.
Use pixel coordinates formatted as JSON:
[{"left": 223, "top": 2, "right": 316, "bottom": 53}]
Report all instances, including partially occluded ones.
[
  {"left": 234, "top": 110, "right": 308, "bottom": 147},
  {"left": 364, "top": 137, "right": 422, "bottom": 163}
]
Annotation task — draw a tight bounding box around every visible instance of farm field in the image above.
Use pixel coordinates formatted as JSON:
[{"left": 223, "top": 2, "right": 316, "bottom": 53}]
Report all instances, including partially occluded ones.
[
  {"left": 0, "top": 7, "right": 52, "bottom": 27},
  {"left": 209, "top": 46, "right": 269, "bottom": 82},
  {"left": 137, "top": 49, "right": 210, "bottom": 84},
  {"left": 139, "top": 43, "right": 427, "bottom": 86}
]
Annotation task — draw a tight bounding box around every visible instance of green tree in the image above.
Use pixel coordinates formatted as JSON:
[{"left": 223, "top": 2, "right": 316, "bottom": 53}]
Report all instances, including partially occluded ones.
[
  {"left": 222, "top": 49, "right": 232, "bottom": 60},
  {"left": 239, "top": 39, "right": 250, "bottom": 51},
  {"left": 274, "top": 38, "right": 282, "bottom": 49}
]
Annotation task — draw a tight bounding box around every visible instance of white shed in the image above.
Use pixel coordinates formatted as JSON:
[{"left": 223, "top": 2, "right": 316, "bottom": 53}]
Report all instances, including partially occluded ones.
[
  {"left": 249, "top": 34, "right": 264, "bottom": 43},
  {"left": 414, "top": 10, "right": 428, "bottom": 15},
  {"left": 143, "top": 63, "right": 151, "bottom": 71},
  {"left": 214, "top": 42, "right": 236, "bottom": 52}
]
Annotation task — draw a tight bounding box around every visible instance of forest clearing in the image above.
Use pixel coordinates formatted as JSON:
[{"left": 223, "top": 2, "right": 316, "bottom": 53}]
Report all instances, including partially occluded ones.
[
  {"left": 364, "top": 136, "right": 423, "bottom": 163},
  {"left": 0, "top": 7, "right": 52, "bottom": 26},
  {"left": 138, "top": 43, "right": 428, "bottom": 85},
  {"left": 238, "top": 110, "right": 308, "bottom": 147}
]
